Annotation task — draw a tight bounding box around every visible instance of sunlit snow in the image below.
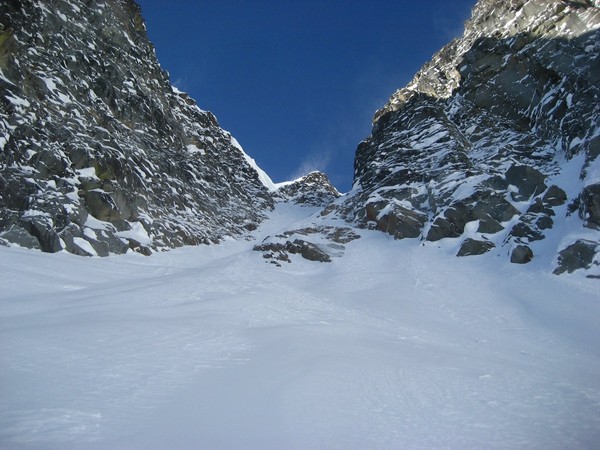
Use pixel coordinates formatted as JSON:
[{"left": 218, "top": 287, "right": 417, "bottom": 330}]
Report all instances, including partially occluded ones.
[{"left": 1, "top": 203, "right": 599, "bottom": 449}]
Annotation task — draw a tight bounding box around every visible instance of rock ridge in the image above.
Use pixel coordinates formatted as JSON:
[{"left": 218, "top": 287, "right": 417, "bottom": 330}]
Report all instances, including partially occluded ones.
[
  {"left": 329, "top": 0, "right": 600, "bottom": 276},
  {"left": 0, "top": 0, "right": 273, "bottom": 255}
]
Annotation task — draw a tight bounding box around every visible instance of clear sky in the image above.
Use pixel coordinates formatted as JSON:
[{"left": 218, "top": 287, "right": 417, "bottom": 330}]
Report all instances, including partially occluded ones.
[{"left": 137, "top": 0, "right": 475, "bottom": 191}]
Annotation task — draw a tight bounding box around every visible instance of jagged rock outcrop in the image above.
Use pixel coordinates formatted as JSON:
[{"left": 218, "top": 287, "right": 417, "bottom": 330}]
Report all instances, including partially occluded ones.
[
  {"left": 254, "top": 173, "right": 348, "bottom": 264},
  {"left": 274, "top": 171, "right": 340, "bottom": 207},
  {"left": 553, "top": 239, "right": 599, "bottom": 275},
  {"left": 254, "top": 225, "right": 360, "bottom": 265},
  {"left": 327, "top": 0, "right": 600, "bottom": 276},
  {"left": 0, "top": 0, "right": 273, "bottom": 255}
]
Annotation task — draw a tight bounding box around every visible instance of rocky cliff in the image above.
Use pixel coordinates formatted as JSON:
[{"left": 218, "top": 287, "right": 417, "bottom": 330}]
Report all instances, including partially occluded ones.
[
  {"left": 0, "top": 0, "right": 273, "bottom": 256},
  {"left": 327, "top": 0, "right": 600, "bottom": 276},
  {"left": 2, "top": 0, "right": 599, "bottom": 276}
]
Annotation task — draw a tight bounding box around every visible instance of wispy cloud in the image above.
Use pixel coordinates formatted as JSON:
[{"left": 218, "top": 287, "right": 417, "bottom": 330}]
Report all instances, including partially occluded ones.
[
  {"left": 172, "top": 77, "right": 188, "bottom": 92},
  {"left": 290, "top": 147, "right": 334, "bottom": 181},
  {"left": 168, "top": 63, "right": 207, "bottom": 96},
  {"left": 287, "top": 91, "right": 378, "bottom": 189}
]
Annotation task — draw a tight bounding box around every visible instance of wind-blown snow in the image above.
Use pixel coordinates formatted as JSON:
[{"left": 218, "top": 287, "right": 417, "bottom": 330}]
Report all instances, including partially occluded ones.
[{"left": 1, "top": 203, "right": 599, "bottom": 449}]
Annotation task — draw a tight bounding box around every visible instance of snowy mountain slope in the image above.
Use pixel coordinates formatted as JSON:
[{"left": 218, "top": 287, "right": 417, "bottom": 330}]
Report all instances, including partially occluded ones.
[
  {"left": 251, "top": 172, "right": 348, "bottom": 264},
  {"left": 0, "top": 0, "right": 273, "bottom": 256},
  {"left": 1, "top": 201, "right": 599, "bottom": 449},
  {"left": 1, "top": 1, "right": 600, "bottom": 447},
  {"left": 328, "top": 0, "right": 600, "bottom": 276}
]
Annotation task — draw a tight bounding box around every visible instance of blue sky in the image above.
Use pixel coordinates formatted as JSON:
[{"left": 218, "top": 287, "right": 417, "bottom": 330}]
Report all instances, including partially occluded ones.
[{"left": 137, "top": 1, "right": 475, "bottom": 191}]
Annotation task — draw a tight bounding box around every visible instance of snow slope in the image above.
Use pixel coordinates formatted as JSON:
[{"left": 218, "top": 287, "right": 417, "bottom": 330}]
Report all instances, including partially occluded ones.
[{"left": 1, "top": 203, "right": 599, "bottom": 449}]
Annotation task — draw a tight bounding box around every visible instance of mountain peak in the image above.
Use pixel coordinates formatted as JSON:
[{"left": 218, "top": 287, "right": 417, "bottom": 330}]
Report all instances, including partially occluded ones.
[
  {"left": 274, "top": 171, "right": 341, "bottom": 207},
  {"left": 374, "top": 0, "right": 600, "bottom": 124}
]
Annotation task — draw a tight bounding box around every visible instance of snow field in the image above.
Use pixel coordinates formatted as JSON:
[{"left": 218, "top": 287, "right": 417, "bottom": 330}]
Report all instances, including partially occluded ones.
[{"left": 1, "top": 203, "right": 599, "bottom": 449}]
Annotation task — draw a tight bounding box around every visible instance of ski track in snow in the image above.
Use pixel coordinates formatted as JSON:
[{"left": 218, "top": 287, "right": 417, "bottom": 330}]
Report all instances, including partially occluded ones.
[{"left": 1, "top": 203, "right": 599, "bottom": 449}]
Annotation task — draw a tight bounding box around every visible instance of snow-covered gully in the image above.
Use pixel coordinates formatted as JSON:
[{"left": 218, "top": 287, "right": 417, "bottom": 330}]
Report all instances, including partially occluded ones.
[{"left": 1, "top": 203, "right": 599, "bottom": 449}]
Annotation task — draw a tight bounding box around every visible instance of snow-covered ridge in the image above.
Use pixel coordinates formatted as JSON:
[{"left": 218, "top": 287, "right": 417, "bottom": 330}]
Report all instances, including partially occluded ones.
[{"left": 230, "top": 136, "right": 279, "bottom": 192}]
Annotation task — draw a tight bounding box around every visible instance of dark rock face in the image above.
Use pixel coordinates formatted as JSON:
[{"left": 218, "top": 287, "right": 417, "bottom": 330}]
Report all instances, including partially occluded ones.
[
  {"left": 505, "top": 165, "right": 547, "bottom": 199},
  {"left": 0, "top": 0, "right": 273, "bottom": 255},
  {"left": 554, "top": 239, "right": 599, "bottom": 276},
  {"left": 327, "top": 0, "right": 600, "bottom": 275},
  {"left": 253, "top": 226, "right": 360, "bottom": 265},
  {"left": 275, "top": 171, "right": 340, "bottom": 207},
  {"left": 255, "top": 239, "right": 332, "bottom": 264},
  {"left": 457, "top": 238, "right": 495, "bottom": 257},
  {"left": 365, "top": 201, "right": 427, "bottom": 239},
  {"left": 580, "top": 183, "right": 600, "bottom": 229},
  {"left": 510, "top": 245, "right": 534, "bottom": 264}
]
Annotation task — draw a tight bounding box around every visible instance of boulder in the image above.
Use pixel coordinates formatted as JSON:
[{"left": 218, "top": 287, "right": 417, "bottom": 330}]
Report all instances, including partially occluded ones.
[
  {"left": 510, "top": 245, "right": 534, "bottom": 264},
  {"left": 253, "top": 225, "right": 358, "bottom": 264},
  {"left": 426, "top": 203, "right": 471, "bottom": 241},
  {"left": 287, "top": 239, "right": 332, "bottom": 263},
  {"left": 457, "top": 238, "right": 495, "bottom": 256},
  {"left": 470, "top": 194, "right": 519, "bottom": 223},
  {"left": 580, "top": 183, "right": 600, "bottom": 230},
  {"left": 477, "top": 216, "right": 504, "bottom": 234},
  {"left": 553, "top": 239, "right": 599, "bottom": 275},
  {"left": 505, "top": 165, "right": 547, "bottom": 199},
  {"left": 20, "top": 216, "right": 63, "bottom": 253},
  {"left": 253, "top": 239, "right": 332, "bottom": 263},
  {"left": 542, "top": 185, "right": 567, "bottom": 207},
  {"left": 84, "top": 190, "right": 123, "bottom": 222},
  {"left": 0, "top": 226, "right": 41, "bottom": 250},
  {"left": 366, "top": 202, "right": 427, "bottom": 239}
]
